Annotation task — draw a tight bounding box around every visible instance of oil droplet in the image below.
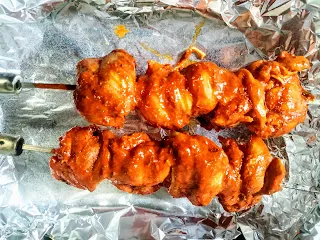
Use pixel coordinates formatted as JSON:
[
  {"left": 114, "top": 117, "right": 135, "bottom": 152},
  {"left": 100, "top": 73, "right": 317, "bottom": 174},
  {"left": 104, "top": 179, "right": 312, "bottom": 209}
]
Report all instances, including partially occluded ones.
[
  {"left": 140, "top": 42, "right": 173, "bottom": 61},
  {"left": 191, "top": 18, "right": 205, "bottom": 46},
  {"left": 114, "top": 25, "right": 129, "bottom": 38}
]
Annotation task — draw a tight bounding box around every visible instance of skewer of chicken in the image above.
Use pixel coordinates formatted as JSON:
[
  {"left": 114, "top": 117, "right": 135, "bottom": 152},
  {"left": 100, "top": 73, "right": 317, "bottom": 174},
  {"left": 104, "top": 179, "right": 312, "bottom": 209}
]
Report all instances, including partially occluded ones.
[
  {"left": 0, "top": 49, "right": 313, "bottom": 138},
  {"left": 0, "top": 126, "right": 286, "bottom": 212}
]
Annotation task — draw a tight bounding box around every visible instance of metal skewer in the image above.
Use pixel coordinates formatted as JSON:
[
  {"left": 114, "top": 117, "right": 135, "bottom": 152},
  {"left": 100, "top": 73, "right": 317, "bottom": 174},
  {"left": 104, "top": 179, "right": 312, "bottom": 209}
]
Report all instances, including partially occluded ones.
[{"left": 0, "top": 73, "right": 75, "bottom": 94}]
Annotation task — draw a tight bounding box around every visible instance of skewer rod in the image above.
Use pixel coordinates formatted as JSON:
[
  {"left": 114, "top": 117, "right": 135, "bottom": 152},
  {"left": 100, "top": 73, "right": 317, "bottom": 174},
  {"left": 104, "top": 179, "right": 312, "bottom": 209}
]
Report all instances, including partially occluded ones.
[
  {"left": 22, "top": 144, "right": 52, "bottom": 153},
  {"left": 22, "top": 82, "right": 76, "bottom": 91}
]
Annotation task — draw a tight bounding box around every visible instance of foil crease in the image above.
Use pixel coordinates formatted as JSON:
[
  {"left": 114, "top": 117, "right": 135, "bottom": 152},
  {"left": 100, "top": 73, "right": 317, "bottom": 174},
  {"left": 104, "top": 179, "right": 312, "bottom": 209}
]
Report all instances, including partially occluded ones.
[{"left": 0, "top": 0, "right": 319, "bottom": 239}]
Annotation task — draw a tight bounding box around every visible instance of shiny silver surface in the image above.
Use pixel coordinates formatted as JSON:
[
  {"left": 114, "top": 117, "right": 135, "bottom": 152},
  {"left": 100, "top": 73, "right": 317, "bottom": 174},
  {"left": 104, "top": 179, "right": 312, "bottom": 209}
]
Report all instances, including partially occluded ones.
[{"left": 0, "top": 0, "right": 319, "bottom": 239}]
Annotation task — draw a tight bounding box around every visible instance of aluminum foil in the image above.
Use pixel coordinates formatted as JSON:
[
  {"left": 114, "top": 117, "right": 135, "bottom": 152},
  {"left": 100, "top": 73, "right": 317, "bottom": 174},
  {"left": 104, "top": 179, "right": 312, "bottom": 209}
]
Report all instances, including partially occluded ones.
[{"left": 0, "top": 0, "right": 319, "bottom": 239}]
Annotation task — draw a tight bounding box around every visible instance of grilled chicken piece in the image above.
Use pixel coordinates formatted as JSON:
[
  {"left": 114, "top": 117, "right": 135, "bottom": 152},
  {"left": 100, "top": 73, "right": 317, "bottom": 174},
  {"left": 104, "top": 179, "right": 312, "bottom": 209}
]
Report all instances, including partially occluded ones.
[
  {"left": 182, "top": 62, "right": 252, "bottom": 128},
  {"left": 218, "top": 135, "right": 285, "bottom": 212},
  {"left": 110, "top": 132, "right": 173, "bottom": 194},
  {"left": 74, "top": 49, "right": 136, "bottom": 127},
  {"left": 243, "top": 51, "right": 312, "bottom": 138},
  {"left": 137, "top": 61, "right": 193, "bottom": 129},
  {"left": 50, "top": 126, "right": 114, "bottom": 191},
  {"left": 168, "top": 132, "right": 228, "bottom": 206}
]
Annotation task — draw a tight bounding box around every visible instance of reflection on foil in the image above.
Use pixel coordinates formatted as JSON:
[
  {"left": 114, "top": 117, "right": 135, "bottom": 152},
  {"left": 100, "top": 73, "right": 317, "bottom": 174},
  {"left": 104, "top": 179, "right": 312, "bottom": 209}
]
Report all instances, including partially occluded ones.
[{"left": 0, "top": 0, "right": 319, "bottom": 239}]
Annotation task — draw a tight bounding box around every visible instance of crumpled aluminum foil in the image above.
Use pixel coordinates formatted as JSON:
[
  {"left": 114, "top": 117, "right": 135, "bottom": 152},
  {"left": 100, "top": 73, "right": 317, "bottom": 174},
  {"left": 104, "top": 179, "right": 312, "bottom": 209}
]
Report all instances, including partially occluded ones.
[{"left": 0, "top": 0, "right": 319, "bottom": 239}]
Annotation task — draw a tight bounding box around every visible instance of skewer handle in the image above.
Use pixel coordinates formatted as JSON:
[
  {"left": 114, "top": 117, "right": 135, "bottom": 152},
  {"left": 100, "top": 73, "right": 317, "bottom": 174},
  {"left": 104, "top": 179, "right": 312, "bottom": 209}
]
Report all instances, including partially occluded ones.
[
  {"left": 0, "top": 133, "right": 53, "bottom": 156},
  {"left": 0, "top": 73, "right": 22, "bottom": 94},
  {"left": 0, "top": 134, "right": 24, "bottom": 156}
]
